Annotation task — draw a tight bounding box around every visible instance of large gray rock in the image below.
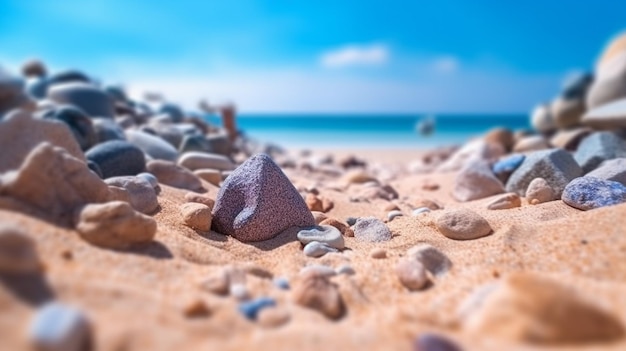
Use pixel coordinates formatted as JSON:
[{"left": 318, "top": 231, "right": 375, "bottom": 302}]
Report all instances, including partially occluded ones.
[
  {"left": 125, "top": 130, "right": 179, "bottom": 162},
  {"left": 211, "top": 154, "right": 315, "bottom": 242},
  {"left": 585, "top": 158, "right": 626, "bottom": 185},
  {"left": 505, "top": 149, "right": 582, "bottom": 197},
  {"left": 47, "top": 82, "right": 115, "bottom": 118},
  {"left": 574, "top": 132, "right": 626, "bottom": 173},
  {"left": 582, "top": 97, "right": 626, "bottom": 129}
]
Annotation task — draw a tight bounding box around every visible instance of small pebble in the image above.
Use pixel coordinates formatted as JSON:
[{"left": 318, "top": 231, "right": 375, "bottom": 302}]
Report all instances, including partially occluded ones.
[
  {"left": 396, "top": 259, "right": 429, "bottom": 291},
  {"left": 346, "top": 217, "right": 358, "bottom": 226},
  {"left": 292, "top": 270, "right": 345, "bottom": 319},
  {"left": 387, "top": 210, "right": 403, "bottom": 221},
  {"left": 305, "top": 193, "right": 323, "bottom": 212},
  {"left": 230, "top": 283, "right": 250, "bottom": 301},
  {"left": 413, "top": 333, "right": 462, "bottom": 351},
  {"left": 370, "top": 248, "right": 387, "bottom": 259},
  {"left": 353, "top": 217, "right": 392, "bottom": 242},
  {"left": 525, "top": 177, "right": 555, "bottom": 204},
  {"left": 28, "top": 303, "right": 91, "bottom": 351},
  {"left": 238, "top": 297, "right": 276, "bottom": 320},
  {"left": 0, "top": 225, "right": 40, "bottom": 274},
  {"left": 257, "top": 307, "right": 291, "bottom": 328},
  {"left": 384, "top": 203, "right": 400, "bottom": 211},
  {"left": 412, "top": 207, "right": 431, "bottom": 216},
  {"left": 299, "top": 264, "right": 336, "bottom": 278},
  {"left": 407, "top": 244, "right": 452, "bottom": 276},
  {"left": 200, "top": 271, "right": 229, "bottom": 296},
  {"left": 273, "top": 277, "right": 290, "bottom": 290},
  {"left": 303, "top": 241, "right": 339, "bottom": 258},
  {"left": 179, "top": 202, "right": 212, "bottom": 231},
  {"left": 435, "top": 209, "right": 492, "bottom": 240},
  {"left": 319, "top": 218, "right": 354, "bottom": 237},
  {"left": 183, "top": 299, "right": 211, "bottom": 318},
  {"left": 321, "top": 196, "right": 334, "bottom": 212},
  {"left": 336, "top": 264, "right": 356, "bottom": 275},
  {"left": 297, "top": 225, "right": 344, "bottom": 249},
  {"left": 486, "top": 193, "right": 521, "bottom": 210},
  {"left": 311, "top": 211, "right": 328, "bottom": 224},
  {"left": 184, "top": 192, "right": 215, "bottom": 209},
  {"left": 136, "top": 172, "right": 159, "bottom": 191}
]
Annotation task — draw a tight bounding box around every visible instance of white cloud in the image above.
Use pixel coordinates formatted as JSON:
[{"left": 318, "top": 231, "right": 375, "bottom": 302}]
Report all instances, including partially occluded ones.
[
  {"left": 320, "top": 44, "right": 389, "bottom": 68},
  {"left": 432, "top": 56, "right": 460, "bottom": 74}
]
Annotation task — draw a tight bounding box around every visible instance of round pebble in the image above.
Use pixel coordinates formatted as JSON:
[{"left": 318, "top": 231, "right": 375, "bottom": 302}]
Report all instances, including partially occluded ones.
[
  {"left": 370, "top": 248, "right": 387, "bottom": 259},
  {"left": 336, "top": 264, "right": 356, "bottom": 275},
  {"left": 526, "top": 177, "right": 555, "bottom": 204},
  {"left": 297, "top": 225, "right": 344, "bottom": 249},
  {"left": 0, "top": 225, "right": 40, "bottom": 274},
  {"left": 435, "top": 209, "right": 492, "bottom": 240},
  {"left": 486, "top": 192, "right": 521, "bottom": 210},
  {"left": 407, "top": 244, "right": 452, "bottom": 276},
  {"left": 387, "top": 210, "right": 403, "bottom": 221},
  {"left": 230, "top": 283, "right": 250, "bottom": 301},
  {"left": 28, "top": 303, "right": 91, "bottom": 351},
  {"left": 179, "top": 202, "right": 212, "bottom": 231},
  {"left": 238, "top": 297, "right": 276, "bottom": 320},
  {"left": 412, "top": 207, "right": 431, "bottom": 216},
  {"left": 353, "top": 217, "right": 392, "bottom": 242},
  {"left": 346, "top": 217, "right": 358, "bottom": 226},
  {"left": 292, "top": 270, "right": 345, "bottom": 319},
  {"left": 396, "top": 259, "right": 429, "bottom": 291},
  {"left": 273, "top": 277, "right": 290, "bottom": 290},
  {"left": 136, "top": 172, "right": 159, "bottom": 190},
  {"left": 303, "top": 241, "right": 339, "bottom": 258},
  {"left": 257, "top": 307, "right": 291, "bottom": 328}
]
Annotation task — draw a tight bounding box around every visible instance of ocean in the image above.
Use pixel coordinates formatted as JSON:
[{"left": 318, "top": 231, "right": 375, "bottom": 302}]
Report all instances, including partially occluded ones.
[{"left": 206, "top": 114, "right": 530, "bottom": 149}]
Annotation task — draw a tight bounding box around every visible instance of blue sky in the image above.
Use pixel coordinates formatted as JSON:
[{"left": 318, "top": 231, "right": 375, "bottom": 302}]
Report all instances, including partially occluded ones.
[{"left": 1, "top": 0, "right": 625, "bottom": 113}]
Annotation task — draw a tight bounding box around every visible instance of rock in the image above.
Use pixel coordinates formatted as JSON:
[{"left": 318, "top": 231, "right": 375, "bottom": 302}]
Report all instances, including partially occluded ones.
[
  {"left": 136, "top": 172, "right": 159, "bottom": 191},
  {"left": 193, "top": 169, "right": 222, "bottom": 186},
  {"left": 453, "top": 160, "right": 505, "bottom": 202},
  {"left": 0, "top": 69, "right": 30, "bottom": 116},
  {"left": 200, "top": 271, "right": 230, "bottom": 296},
  {"left": 75, "top": 201, "right": 156, "bottom": 249},
  {"left": 159, "top": 103, "right": 185, "bottom": 123},
  {"left": 384, "top": 203, "right": 400, "bottom": 211},
  {"left": 47, "top": 70, "right": 90, "bottom": 86},
  {"left": 184, "top": 192, "right": 215, "bottom": 209},
  {"left": 238, "top": 297, "right": 276, "bottom": 320},
  {"left": 303, "top": 241, "right": 339, "bottom": 257},
  {"left": 582, "top": 97, "right": 626, "bottom": 129},
  {"left": 319, "top": 218, "right": 354, "bottom": 237},
  {"left": 341, "top": 170, "right": 378, "bottom": 185},
  {"left": 39, "top": 105, "right": 97, "bottom": 151},
  {"left": 104, "top": 176, "right": 158, "bottom": 214},
  {"left": 273, "top": 277, "right": 290, "bottom": 290},
  {"left": 586, "top": 158, "right": 626, "bottom": 185},
  {"left": 336, "top": 264, "right": 355, "bottom": 275},
  {"left": 92, "top": 118, "right": 125, "bottom": 143},
  {"left": 257, "top": 307, "right": 290, "bottom": 328},
  {"left": 346, "top": 217, "right": 358, "bottom": 226},
  {"left": 180, "top": 202, "right": 212, "bottom": 231},
  {"left": 0, "top": 110, "right": 85, "bottom": 173},
  {"left": 230, "top": 283, "right": 250, "bottom": 301},
  {"left": 413, "top": 333, "right": 462, "bottom": 351},
  {"left": 47, "top": 82, "right": 114, "bottom": 118},
  {"left": 487, "top": 193, "right": 521, "bottom": 210},
  {"left": 28, "top": 303, "right": 92, "bottom": 351},
  {"left": 0, "top": 224, "right": 40, "bottom": 274},
  {"left": 312, "top": 211, "right": 328, "bottom": 224},
  {"left": 353, "top": 217, "right": 392, "bottom": 242},
  {"left": 292, "top": 270, "right": 344, "bottom": 319},
  {"left": 297, "top": 225, "right": 344, "bottom": 249},
  {"left": 462, "top": 272, "right": 624, "bottom": 344},
  {"left": 492, "top": 154, "right": 525, "bottom": 184},
  {"left": 125, "top": 130, "right": 179, "bottom": 162},
  {"left": 505, "top": 149, "right": 582, "bottom": 197},
  {"left": 561, "top": 71, "right": 594, "bottom": 100},
  {"left": 26, "top": 77, "right": 48, "bottom": 100},
  {"left": 22, "top": 59, "right": 47, "bottom": 78},
  {"left": 86, "top": 140, "right": 146, "bottom": 179},
  {"left": 437, "top": 139, "right": 505, "bottom": 172},
  {"left": 321, "top": 196, "right": 334, "bottom": 212},
  {"left": 205, "top": 134, "right": 233, "bottom": 156},
  {"left": 183, "top": 299, "right": 211, "bottom": 318},
  {"left": 387, "top": 210, "right": 403, "bottom": 221},
  {"left": 562, "top": 176, "right": 626, "bottom": 210},
  {"left": 513, "top": 135, "right": 550, "bottom": 153},
  {"left": 178, "top": 151, "right": 235, "bottom": 171},
  {"left": 299, "top": 264, "right": 337, "bottom": 278},
  {"left": 436, "top": 209, "right": 492, "bottom": 240},
  {"left": 574, "top": 131, "right": 626, "bottom": 173},
  {"left": 212, "top": 154, "right": 315, "bottom": 242},
  {"left": 412, "top": 207, "right": 431, "bottom": 216},
  {"left": 483, "top": 127, "right": 514, "bottom": 152},
  {"left": 549, "top": 127, "right": 592, "bottom": 150},
  {"left": 530, "top": 104, "right": 555, "bottom": 133},
  {"left": 0, "top": 143, "right": 110, "bottom": 224},
  {"left": 407, "top": 244, "right": 452, "bottom": 276},
  {"left": 551, "top": 97, "right": 585, "bottom": 129},
  {"left": 178, "top": 134, "right": 212, "bottom": 154},
  {"left": 370, "top": 248, "right": 387, "bottom": 259},
  {"left": 353, "top": 184, "right": 399, "bottom": 201},
  {"left": 587, "top": 45, "right": 626, "bottom": 109},
  {"left": 146, "top": 160, "right": 203, "bottom": 191},
  {"left": 396, "top": 259, "right": 429, "bottom": 291},
  {"left": 525, "top": 177, "right": 555, "bottom": 204},
  {"left": 305, "top": 193, "right": 323, "bottom": 212}
]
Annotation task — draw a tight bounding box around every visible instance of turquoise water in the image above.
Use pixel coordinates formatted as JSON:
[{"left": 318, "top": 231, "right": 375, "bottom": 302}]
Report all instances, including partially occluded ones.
[{"left": 206, "top": 114, "right": 529, "bottom": 149}]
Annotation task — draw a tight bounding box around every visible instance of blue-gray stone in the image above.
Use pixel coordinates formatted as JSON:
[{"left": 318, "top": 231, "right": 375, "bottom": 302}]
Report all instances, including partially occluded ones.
[
  {"left": 574, "top": 132, "right": 626, "bottom": 173},
  {"left": 492, "top": 154, "right": 525, "bottom": 183},
  {"left": 40, "top": 105, "right": 97, "bottom": 151},
  {"left": 26, "top": 77, "right": 48, "bottom": 100},
  {"left": 562, "top": 177, "right": 626, "bottom": 211},
  {"left": 86, "top": 140, "right": 146, "bottom": 179},
  {"left": 505, "top": 149, "right": 582, "bottom": 197},
  {"left": 158, "top": 103, "right": 185, "bottom": 123},
  {"left": 297, "top": 225, "right": 344, "bottom": 249},
  {"left": 179, "top": 134, "right": 212, "bottom": 153},
  {"left": 273, "top": 277, "right": 290, "bottom": 290},
  {"left": 585, "top": 158, "right": 626, "bottom": 185},
  {"left": 92, "top": 118, "right": 125, "bottom": 143},
  {"left": 206, "top": 134, "right": 232, "bottom": 156},
  {"left": 29, "top": 303, "right": 91, "bottom": 351},
  {"left": 238, "top": 297, "right": 276, "bottom": 320},
  {"left": 413, "top": 333, "right": 461, "bottom": 351},
  {"left": 47, "top": 70, "right": 90, "bottom": 86},
  {"left": 47, "top": 82, "right": 115, "bottom": 118},
  {"left": 346, "top": 217, "right": 358, "bottom": 226},
  {"left": 562, "top": 72, "right": 594, "bottom": 100},
  {"left": 125, "top": 130, "right": 179, "bottom": 161},
  {"left": 303, "top": 241, "right": 339, "bottom": 257},
  {"left": 136, "top": 172, "right": 159, "bottom": 190}
]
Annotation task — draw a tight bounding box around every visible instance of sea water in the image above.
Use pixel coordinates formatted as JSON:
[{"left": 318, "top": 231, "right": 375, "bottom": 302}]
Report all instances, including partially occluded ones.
[{"left": 206, "top": 114, "right": 529, "bottom": 149}]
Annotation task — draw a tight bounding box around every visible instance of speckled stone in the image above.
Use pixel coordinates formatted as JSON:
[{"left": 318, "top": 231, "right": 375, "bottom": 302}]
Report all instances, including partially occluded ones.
[
  {"left": 562, "top": 177, "right": 626, "bottom": 210},
  {"left": 396, "top": 259, "right": 429, "bottom": 291},
  {"left": 28, "top": 303, "right": 91, "bottom": 351},
  {"left": 85, "top": 140, "right": 146, "bottom": 179},
  {"left": 238, "top": 297, "right": 276, "bottom": 320},
  {"left": 303, "top": 241, "right": 339, "bottom": 257},
  {"left": 436, "top": 209, "right": 492, "bottom": 240},
  {"left": 574, "top": 132, "right": 626, "bottom": 173},
  {"left": 353, "top": 217, "right": 392, "bottom": 242},
  {"left": 297, "top": 225, "right": 344, "bottom": 249},
  {"left": 212, "top": 154, "right": 315, "bottom": 242}
]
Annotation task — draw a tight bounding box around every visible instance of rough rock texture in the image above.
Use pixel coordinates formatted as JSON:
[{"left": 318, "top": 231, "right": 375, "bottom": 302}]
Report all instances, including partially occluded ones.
[
  {"left": 562, "top": 176, "right": 626, "bottom": 211},
  {"left": 586, "top": 158, "right": 626, "bottom": 185},
  {"left": 211, "top": 154, "right": 315, "bottom": 242},
  {"left": 0, "top": 110, "right": 85, "bottom": 173},
  {"left": 453, "top": 160, "right": 505, "bottom": 202},
  {"left": 352, "top": 217, "right": 392, "bottom": 242},
  {"left": 292, "top": 270, "right": 344, "bottom": 320},
  {"left": 74, "top": 201, "right": 157, "bottom": 249},
  {"left": 180, "top": 202, "right": 212, "bottom": 231},
  {"left": 492, "top": 154, "right": 525, "bottom": 184},
  {"left": 125, "top": 130, "right": 179, "bottom": 162},
  {"left": 487, "top": 193, "right": 521, "bottom": 210},
  {"left": 0, "top": 143, "right": 110, "bottom": 224},
  {"left": 47, "top": 82, "right": 115, "bottom": 118},
  {"left": 462, "top": 273, "right": 624, "bottom": 344},
  {"left": 85, "top": 140, "right": 146, "bottom": 179},
  {"left": 525, "top": 178, "right": 555, "bottom": 204},
  {"left": 146, "top": 160, "right": 203, "bottom": 191},
  {"left": 436, "top": 209, "right": 492, "bottom": 240},
  {"left": 505, "top": 149, "right": 582, "bottom": 197},
  {"left": 0, "top": 224, "right": 41, "bottom": 274},
  {"left": 104, "top": 176, "right": 159, "bottom": 214},
  {"left": 574, "top": 131, "right": 626, "bottom": 173}
]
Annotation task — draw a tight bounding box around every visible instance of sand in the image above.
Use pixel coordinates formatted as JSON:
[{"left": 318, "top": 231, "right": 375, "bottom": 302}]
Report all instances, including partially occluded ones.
[{"left": 1, "top": 147, "right": 626, "bottom": 351}]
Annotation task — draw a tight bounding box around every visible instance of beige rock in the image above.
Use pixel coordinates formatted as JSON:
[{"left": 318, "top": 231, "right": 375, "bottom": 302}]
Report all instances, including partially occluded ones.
[
  {"left": 407, "top": 244, "right": 452, "bottom": 276},
  {"left": 75, "top": 201, "right": 157, "bottom": 249},
  {"left": 414, "top": 199, "right": 441, "bottom": 210},
  {"left": 549, "top": 127, "right": 592, "bottom": 151},
  {"left": 484, "top": 127, "right": 514, "bottom": 152},
  {"left": 341, "top": 169, "right": 377, "bottom": 185},
  {"left": 0, "top": 110, "right": 84, "bottom": 173},
  {"left": 257, "top": 307, "right": 290, "bottom": 328},
  {"left": 199, "top": 270, "right": 229, "bottom": 296},
  {"left": 178, "top": 152, "right": 235, "bottom": 171},
  {"left": 183, "top": 298, "right": 211, "bottom": 318},
  {"left": 513, "top": 135, "right": 550, "bottom": 153},
  {"left": 305, "top": 193, "right": 323, "bottom": 212},
  {"left": 311, "top": 211, "right": 328, "bottom": 224},
  {"left": 487, "top": 193, "right": 521, "bottom": 210},
  {"left": 146, "top": 160, "right": 203, "bottom": 191},
  {"left": 184, "top": 192, "right": 215, "bottom": 209},
  {"left": 525, "top": 177, "right": 555, "bottom": 204},
  {"left": 320, "top": 218, "right": 354, "bottom": 237},
  {"left": 551, "top": 97, "right": 585, "bottom": 129},
  {"left": 0, "top": 143, "right": 109, "bottom": 225},
  {"left": 105, "top": 176, "right": 159, "bottom": 214},
  {"left": 292, "top": 270, "right": 344, "bottom": 319},
  {"left": 436, "top": 209, "right": 492, "bottom": 240},
  {"left": 180, "top": 202, "right": 212, "bottom": 231},
  {"left": 107, "top": 185, "right": 131, "bottom": 203},
  {"left": 193, "top": 168, "right": 222, "bottom": 186},
  {"left": 0, "top": 224, "right": 41, "bottom": 274},
  {"left": 531, "top": 104, "right": 555, "bottom": 134},
  {"left": 453, "top": 160, "right": 505, "bottom": 202},
  {"left": 370, "top": 248, "right": 387, "bottom": 259},
  {"left": 462, "top": 272, "right": 624, "bottom": 344},
  {"left": 321, "top": 196, "right": 334, "bottom": 212},
  {"left": 396, "top": 259, "right": 429, "bottom": 291}
]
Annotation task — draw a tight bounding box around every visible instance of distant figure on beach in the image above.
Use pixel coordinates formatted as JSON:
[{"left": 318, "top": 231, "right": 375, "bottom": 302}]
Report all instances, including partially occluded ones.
[{"left": 416, "top": 115, "right": 436, "bottom": 136}]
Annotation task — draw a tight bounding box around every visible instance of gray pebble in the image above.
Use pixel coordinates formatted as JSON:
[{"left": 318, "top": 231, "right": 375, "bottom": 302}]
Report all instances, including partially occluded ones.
[
  {"left": 297, "top": 225, "right": 344, "bottom": 249},
  {"left": 303, "top": 241, "right": 339, "bottom": 258},
  {"left": 411, "top": 207, "right": 431, "bottom": 216},
  {"left": 387, "top": 210, "right": 403, "bottom": 221},
  {"left": 29, "top": 303, "right": 91, "bottom": 351},
  {"left": 353, "top": 217, "right": 392, "bottom": 242},
  {"left": 336, "top": 264, "right": 356, "bottom": 275}
]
